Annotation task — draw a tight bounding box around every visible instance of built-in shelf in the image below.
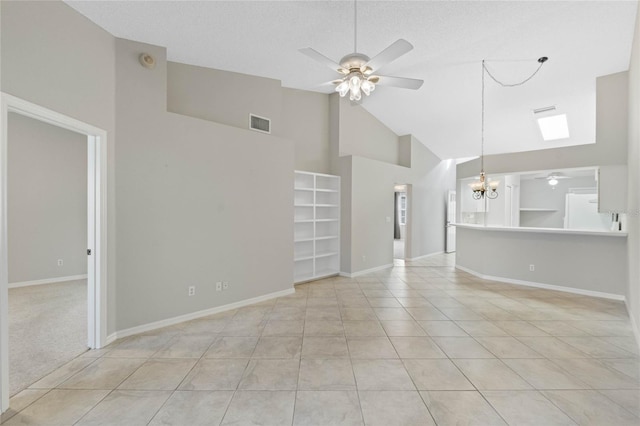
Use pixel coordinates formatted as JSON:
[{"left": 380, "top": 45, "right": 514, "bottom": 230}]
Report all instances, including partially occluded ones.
[
  {"left": 315, "top": 251, "right": 339, "bottom": 259},
  {"left": 294, "top": 255, "right": 315, "bottom": 262},
  {"left": 294, "top": 170, "right": 341, "bottom": 284},
  {"left": 519, "top": 208, "right": 558, "bottom": 212},
  {"left": 295, "top": 237, "right": 315, "bottom": 243}
]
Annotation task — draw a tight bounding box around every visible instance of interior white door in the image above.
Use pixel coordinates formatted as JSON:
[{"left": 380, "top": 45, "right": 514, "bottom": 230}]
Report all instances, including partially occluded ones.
[
  {"left": 446, "top": 190, "right": 456, "bottom": 253},
  {"left": 0, "top": 93, "right": 108, "bottom": 413}
]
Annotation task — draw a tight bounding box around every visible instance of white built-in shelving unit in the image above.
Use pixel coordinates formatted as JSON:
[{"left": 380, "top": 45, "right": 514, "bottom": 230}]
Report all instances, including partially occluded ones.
[{"left": 294, "top": 171, "right": 340, "bottom": 283}]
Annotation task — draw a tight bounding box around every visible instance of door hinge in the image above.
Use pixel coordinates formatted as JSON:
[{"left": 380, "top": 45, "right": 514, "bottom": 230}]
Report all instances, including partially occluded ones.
[{"left": 87, "top": 249, "right": 92, "bottom": 255}]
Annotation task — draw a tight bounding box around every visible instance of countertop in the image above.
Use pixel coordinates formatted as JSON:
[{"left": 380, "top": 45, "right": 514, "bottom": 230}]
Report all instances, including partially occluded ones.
[{"left": 453, "top": 223, "right": 628, "bottom": 237}]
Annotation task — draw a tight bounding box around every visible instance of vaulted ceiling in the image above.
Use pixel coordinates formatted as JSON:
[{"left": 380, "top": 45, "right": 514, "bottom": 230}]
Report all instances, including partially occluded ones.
[{"left": 66, "top": 1, "right": 637, "bottom": 159}]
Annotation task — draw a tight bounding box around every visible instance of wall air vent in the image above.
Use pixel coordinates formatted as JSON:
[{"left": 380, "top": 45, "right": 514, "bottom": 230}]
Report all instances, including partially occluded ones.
[{"left": 249, "top": 114, "right": 271, "bottom": 134}]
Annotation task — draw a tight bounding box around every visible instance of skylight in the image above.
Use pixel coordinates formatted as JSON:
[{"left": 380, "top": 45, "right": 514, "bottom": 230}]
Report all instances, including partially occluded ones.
[{"left": 537, "top": 114, "right": 570, "bottom": 141}]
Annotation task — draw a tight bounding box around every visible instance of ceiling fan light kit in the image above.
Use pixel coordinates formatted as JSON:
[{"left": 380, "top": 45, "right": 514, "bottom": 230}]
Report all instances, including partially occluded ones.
[{"left": 300, "top": 0, "right": 423, "bottom": 102}]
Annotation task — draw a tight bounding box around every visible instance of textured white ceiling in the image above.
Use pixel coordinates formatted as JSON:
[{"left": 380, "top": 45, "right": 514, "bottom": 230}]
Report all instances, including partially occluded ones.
[{"left": 66, "top": 0, "right": 637, "bottom": 159}]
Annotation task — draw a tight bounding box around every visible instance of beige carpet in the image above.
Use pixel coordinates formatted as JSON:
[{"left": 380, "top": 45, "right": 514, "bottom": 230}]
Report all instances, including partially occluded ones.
[{"left": 8, "top": 279, "right": 88, "bottom": 396}]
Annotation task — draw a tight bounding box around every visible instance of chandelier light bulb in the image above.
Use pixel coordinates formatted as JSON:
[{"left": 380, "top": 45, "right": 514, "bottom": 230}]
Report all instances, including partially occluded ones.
[
  {"left": 548, "top": 178, "right": 559, "bottom": 186},
  {"left": 335, "top": 81, "right": 350, "bottom": 97},
  {"left": 335, "top": 71, "right": 376, "bottom": 101},
  {"left": 361, "top": 79, "right": 375, "bottom": 96}
]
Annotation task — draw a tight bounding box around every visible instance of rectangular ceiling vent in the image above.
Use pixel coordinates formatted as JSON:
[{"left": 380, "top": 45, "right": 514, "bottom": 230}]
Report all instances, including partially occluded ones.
[{"left": 249, "top": 114, "right": 271, "bottom": 134}]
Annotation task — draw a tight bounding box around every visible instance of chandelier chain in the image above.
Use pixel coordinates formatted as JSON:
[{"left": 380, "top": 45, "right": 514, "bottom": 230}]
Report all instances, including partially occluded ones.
[
  {"left": 483, "top": 60, "right": 546, "bottom": 88},
  {"left": 481, "top": 60, "right": 485, "bottom": 172}
]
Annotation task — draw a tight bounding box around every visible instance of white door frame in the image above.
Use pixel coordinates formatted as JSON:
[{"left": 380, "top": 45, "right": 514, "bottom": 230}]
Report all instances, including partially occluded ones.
[{"left": 0, "top": 93, "right": 108, "bottom": 412}]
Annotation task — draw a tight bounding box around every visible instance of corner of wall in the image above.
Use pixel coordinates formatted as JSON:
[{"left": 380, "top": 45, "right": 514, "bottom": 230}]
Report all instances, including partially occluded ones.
[{"left": 626, "top": 6, "right": 640, "bottom": 347}]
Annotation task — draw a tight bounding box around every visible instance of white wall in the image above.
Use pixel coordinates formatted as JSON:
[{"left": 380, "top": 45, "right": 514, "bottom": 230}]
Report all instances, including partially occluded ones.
[
  {"left": 8, "top": 113, "right": 87, "bottom": 283},
  {"left": 115, "top": 38, "right": 294, "bottom": 330},
  {"left": 458, "top": 72, "right": 629, "bottom": 179},
  {"left": 1, "top": 0, "right": 117, "bottom": 333},
  {"left": 519, "top": 176, "right": 598, "bottom": 228},
  {"left": 626, "top": 8, "right": 640, "bottom": 339},
  {"left": 457, "top": 227, "right": 627, "bottom": 297}
]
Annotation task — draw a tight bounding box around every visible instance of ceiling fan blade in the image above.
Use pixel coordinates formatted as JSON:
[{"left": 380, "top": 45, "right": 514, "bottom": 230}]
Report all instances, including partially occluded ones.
[
  {"left": 299, "top": 47, "right": 346, "bottom": 74},
  {"left": 364, "top": 39, "right": 414, "bottom": 72},
  {"left": 372, "top": 75, "right": 424, "bottom": 90}
]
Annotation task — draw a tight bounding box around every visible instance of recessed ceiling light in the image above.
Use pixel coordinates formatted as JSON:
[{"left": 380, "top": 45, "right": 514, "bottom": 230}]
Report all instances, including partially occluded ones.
[{"left": 537, "top": 114, "right": 570, "bottom": 141}]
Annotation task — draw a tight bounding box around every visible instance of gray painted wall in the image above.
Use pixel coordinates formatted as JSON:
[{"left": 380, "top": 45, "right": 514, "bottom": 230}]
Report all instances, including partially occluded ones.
[
  {"left": 167, "top": 63, "right": 331, "bottom": 173},
  {"left": 336, "top": 95, "right": 401, "bottom": 166},
  {"left": 8, "top": 113, "right": 87, "bottom": 283},
  {"left": 281, "top": 88, "right": 330, "bottom": 173},
  {"left": 115, "top": 38, "right": 294, "bottom": 330},
  {"left": 167, "top": 61, "right": 283, "bottom": 136},
  {"left": 1, "top": 0, "right": 118, "bottom": 334},
  {"left": 627, "top": 9, "right": 640, "bottom": 336},
  {"left": 456, "top": 226, "right": 627, "bottom": 297},
  {"left": 341, "top": 138, "right": 456, "bottom": 274}
]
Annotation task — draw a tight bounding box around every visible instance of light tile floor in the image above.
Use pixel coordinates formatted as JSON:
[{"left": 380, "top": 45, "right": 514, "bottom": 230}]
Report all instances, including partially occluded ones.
[{"left": 2, "top": 254, "right": 639, "bottom": 425}]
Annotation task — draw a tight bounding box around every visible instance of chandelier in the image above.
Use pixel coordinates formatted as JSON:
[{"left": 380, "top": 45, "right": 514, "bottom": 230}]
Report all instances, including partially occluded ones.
[{"left": 470, "top": 57, "right": 548, "bottom": 200}]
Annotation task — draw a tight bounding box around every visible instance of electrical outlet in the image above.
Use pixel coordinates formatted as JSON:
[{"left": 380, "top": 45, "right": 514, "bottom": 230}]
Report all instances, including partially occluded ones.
[
  {"left": 362, "top": 255, "right": 366, "bottom": 261},
  {"left": 57, "top": 259, "right": 64, "bottom": 266},
  {"left": 223, "top": 281, "right": 229, "bottom": 290},
  {"left": 216, "top": 282, "right": 222, "bottom": 292},
  {"left": 188, "top": 286, "right": 196, "bottom": 296},
  {"left": 529, "top": 264, "right": 535, "bottom": 272}
]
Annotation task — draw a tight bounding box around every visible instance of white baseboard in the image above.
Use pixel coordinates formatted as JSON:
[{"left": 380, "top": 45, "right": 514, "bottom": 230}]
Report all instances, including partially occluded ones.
[
  {"left": 407, "top": 251, "right": 444, "bottom": 261},
  {"left": 106, "top": 287, "right": 295, "bottom": 343},
  {"left": 625, "top": 301, "right": 640, "bottom": 353},
  {"left": 456, "top": 265, "right": 625, "bottom": 301},
  {"left": 340, "top": 263, "right": 394, "bottom": 278},
  {"left": 9, "top": 274, "right": 88, "bottom": 289}
]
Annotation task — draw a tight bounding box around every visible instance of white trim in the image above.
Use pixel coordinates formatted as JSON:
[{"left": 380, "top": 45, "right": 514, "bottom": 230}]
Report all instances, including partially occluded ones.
[
  {"left": 0, "top": 93, "right": 108, "bottom": 413},
  {"left": 9, "top": 275, "right": 88, "bottom": 289},
  {"left": 0, "top": 93, "right": 9, "bottom": 413},
  {"left": 625, "top": 301, "right": 640, "bottom": 353},
  {"left": 108, "top": 288, "right": 295, "bottom": 342},
  {"left": 456, "top": 264, "right": 625, "bottom": 301},
  {"left": 406, "top": 251, "right": 444, "bottom": 261},
  {"left": 340, "top": 263, "right": 394, "bottom": 278}
]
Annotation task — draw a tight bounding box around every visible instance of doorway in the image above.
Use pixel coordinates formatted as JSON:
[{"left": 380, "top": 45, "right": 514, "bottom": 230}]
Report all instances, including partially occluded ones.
[
  {"left": 393, "top": 185, "right": 408, "bottom": 259},
  {"left": 0, "top": 93, "right": 108, "bottom": 412}
]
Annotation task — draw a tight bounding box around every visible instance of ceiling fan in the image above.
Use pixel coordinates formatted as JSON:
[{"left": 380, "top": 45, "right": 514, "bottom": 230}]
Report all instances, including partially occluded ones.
[
  {"left": 535, "top": 172, "right": 571, "bottom": 186},
  {"left": 299, "top": 1, "right": 423, "bottom": 102}
]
